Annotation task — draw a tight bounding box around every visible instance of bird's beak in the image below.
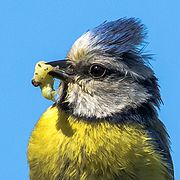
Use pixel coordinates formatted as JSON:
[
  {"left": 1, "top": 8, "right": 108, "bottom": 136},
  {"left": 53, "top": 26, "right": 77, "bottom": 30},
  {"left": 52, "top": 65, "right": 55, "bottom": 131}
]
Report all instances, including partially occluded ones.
[{"left": 46, "top": 60, "right": 74, "bottom": 83}]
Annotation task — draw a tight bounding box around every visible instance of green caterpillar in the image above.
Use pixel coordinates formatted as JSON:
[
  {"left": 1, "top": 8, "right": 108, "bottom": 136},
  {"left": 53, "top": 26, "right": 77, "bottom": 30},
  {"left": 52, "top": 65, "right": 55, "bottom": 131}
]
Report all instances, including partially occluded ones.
[{"left": 32, "top": 61, "right": 56, "bottom": 101}]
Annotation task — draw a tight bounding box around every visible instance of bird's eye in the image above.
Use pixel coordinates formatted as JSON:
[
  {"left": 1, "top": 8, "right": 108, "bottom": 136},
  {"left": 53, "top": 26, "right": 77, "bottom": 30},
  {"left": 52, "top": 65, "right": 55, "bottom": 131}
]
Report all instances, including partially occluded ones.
[{"left": 89, "top": 64, "right": 106, "bottom": 78}]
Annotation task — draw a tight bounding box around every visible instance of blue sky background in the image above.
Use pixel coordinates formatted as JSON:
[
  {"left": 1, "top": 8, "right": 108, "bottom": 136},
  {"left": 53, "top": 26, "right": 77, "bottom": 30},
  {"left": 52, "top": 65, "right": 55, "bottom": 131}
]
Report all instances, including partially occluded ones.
[{"left": 0, "top": 0, "right": 179, "bottom": 179}]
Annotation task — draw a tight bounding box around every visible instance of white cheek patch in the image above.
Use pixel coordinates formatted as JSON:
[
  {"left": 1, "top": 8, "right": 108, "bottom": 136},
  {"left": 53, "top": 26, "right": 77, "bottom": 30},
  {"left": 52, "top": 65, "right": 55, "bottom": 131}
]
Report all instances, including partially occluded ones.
[
  {"left": 65, "top": 79, "right": 151, "bottom": 119},
  {"left": 66, "top": 83, "right": 104, "bottom": 118}
]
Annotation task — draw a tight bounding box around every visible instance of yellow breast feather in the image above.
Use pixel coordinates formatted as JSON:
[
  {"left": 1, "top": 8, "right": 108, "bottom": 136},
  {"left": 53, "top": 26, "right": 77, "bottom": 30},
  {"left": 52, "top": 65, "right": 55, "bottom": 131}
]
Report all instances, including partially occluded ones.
[{"left": 28, "top": 106, "right": 169, "bottom": 180}]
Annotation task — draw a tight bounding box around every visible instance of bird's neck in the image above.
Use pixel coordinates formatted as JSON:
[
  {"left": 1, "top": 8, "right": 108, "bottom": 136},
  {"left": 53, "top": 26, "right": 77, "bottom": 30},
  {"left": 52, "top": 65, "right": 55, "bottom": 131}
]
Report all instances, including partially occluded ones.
[
  {"left": 58, "top": 101, "right": 158, "bottom": 126},
  {"left": 109, "top": 102, "right": 158, "bottom": 125}
]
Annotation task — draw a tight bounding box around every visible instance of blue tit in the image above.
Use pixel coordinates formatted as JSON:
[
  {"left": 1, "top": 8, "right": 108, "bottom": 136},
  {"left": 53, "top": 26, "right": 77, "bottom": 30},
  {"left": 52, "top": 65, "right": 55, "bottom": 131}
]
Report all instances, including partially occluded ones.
[{"left": 28, "top": 18, "right": 174, "bottom": 180}]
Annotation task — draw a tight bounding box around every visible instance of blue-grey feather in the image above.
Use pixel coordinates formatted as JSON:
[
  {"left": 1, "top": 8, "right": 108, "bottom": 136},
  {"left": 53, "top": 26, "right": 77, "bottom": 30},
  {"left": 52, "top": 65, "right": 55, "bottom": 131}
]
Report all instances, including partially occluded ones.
[{"left": 89, "top": 18, "right": 147, "bottom": 55}]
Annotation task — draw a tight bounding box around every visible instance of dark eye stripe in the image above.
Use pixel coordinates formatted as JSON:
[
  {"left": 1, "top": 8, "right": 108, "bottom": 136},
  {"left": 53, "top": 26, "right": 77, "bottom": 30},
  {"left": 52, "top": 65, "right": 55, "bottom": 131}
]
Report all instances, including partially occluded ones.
[{"left": 73, "top": 62, "right": 127, "bottom": 79}]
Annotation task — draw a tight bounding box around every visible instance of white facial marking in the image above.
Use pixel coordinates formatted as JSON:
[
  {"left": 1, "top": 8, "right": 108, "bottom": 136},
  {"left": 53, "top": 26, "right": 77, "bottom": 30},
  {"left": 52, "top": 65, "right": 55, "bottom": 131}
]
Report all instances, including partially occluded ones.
[
  {"left": 68, "top": 31, "right": 102, "bottom": 61},
  {"left": 65, "top": 79, "right": 150, "bottom": 119}
]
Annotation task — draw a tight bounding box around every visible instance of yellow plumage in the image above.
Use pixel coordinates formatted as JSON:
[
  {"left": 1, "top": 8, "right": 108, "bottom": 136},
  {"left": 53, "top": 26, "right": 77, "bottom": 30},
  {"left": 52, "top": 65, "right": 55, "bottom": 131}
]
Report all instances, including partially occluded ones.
[{"left": 28, "top": 106, "right": 169, "bottom": 180}]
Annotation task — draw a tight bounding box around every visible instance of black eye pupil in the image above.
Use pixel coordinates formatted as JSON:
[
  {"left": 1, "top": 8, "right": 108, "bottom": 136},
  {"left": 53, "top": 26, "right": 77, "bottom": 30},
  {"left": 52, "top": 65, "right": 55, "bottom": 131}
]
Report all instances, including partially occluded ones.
[{"left": 89, "top": 64, "right": 106, "bottom": 78}]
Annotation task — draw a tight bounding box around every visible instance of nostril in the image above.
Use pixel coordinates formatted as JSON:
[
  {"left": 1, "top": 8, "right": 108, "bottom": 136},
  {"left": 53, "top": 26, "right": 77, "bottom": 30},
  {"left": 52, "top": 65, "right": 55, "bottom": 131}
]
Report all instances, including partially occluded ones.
[{"left": 32, "top": 79, "right": 41, "bottom": 87}]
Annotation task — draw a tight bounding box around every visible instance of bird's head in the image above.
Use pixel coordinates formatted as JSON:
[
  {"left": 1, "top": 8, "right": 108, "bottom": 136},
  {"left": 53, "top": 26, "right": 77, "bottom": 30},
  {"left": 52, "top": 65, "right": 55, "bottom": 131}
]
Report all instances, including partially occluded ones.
[{"left": 48, "top": 18, "right": 161, "bottom": 120}]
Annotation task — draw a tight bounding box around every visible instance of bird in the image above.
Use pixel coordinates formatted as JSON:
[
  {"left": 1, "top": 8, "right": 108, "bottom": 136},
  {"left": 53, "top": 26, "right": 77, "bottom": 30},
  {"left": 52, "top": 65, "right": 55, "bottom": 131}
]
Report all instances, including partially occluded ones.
[{"left": 28, "top": 18, "right": 174, "bottom": 180}]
